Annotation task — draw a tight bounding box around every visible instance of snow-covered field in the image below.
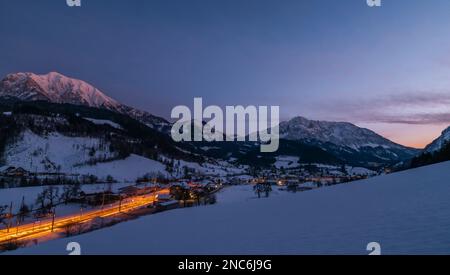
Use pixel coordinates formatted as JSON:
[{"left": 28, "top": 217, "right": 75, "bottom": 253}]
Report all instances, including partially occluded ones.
[
  {"left": 0, "top": 129, "right": 172, "bottom": 182},
  {"left": 346, "top": 166, "right": 376, "bottom": 176},
  {"left": 73, "top": 154, "right": 168, "bottom": 182},
  {"left": 159, "top": 157, "right": 248, "bottom": 179},
  {"left": 9, "top": 161, "right": 450, "bottom": 255},
  {"left": 83, "top": 118, "right": 123, "bottom": 130},
  {"left": 274, "top": 156, "right": 300, "bottom": 169},
  {"left": 2, "top": 130, "right": 116, "bottom": 173}
]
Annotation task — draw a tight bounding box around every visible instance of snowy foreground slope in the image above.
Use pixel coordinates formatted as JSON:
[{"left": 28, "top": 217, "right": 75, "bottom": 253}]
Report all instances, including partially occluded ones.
[{"left": 12, "top": 161, "right": 450, "bottom": 255}]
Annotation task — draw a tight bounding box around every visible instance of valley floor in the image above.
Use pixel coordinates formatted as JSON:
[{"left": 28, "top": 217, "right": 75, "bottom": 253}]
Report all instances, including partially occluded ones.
[{"left": 7, "top": 161, "right": 450, "bottom": 255}]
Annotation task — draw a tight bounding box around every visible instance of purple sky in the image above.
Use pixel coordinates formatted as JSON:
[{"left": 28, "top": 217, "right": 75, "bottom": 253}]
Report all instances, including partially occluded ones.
[{"left": 1, "top": 0, "right": 450, "bottom": 148}]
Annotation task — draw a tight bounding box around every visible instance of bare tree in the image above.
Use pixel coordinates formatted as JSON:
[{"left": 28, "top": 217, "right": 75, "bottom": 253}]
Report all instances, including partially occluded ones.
[
  {"left": 17, "top": 196, "right": 31, "bottom": 223},
  {"left": 35, "top": 191, "right": 47, "bottom": 211},
  {"left": 45, "top": 186, "right": 60, "bottom": 207},
  {"left": 0, "top": 205, "right": 8, "bottom": 226},
  {"left": 61, "top": 185, "right": 72, "bottom": 205},
  {"left": 35, "top": 186, "right": 60, "bottom": 215},
  {"left": 61, "top": 183, "right": 80, "bottom": 204}
]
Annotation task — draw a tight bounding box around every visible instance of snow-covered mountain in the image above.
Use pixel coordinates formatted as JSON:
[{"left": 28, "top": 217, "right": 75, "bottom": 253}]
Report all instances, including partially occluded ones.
[
  {"left": 0, "top": 72, "right": 169, "bottom": 131},
  {"left": 0, "top": 72, "right": 119, "bottom": 109},
  {"left": 424, "top": 126, "right": 450, "bottom": 153},
  {"left": 279, "top": 116, "right": 419, "bottom": 166},
  {"left": 280, "top": 116, "right": 405, "bottom": 150}
]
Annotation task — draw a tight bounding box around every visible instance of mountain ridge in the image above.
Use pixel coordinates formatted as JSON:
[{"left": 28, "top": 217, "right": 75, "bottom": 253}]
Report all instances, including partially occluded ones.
[
  {"left": 278, "top": 116, "right": 420, "bottom": 167},
  {"left": 280, "top": 116, "right": 414, "bottom": 150},
  {"left": 0, "top": 72, "right": 170, "bottom": 131}
]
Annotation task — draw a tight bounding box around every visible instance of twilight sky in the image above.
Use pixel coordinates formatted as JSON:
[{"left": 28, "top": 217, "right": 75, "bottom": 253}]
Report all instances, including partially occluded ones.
[{"left": 2, "top": 0, "right": 450, "bottom": 148}]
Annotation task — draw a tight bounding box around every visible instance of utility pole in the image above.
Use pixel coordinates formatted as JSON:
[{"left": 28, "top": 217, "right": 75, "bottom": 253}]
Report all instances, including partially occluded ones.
[
  {"left": 100, "top": 187, "right": 107, "bottom": 228},
  {"left": 20, "top": 196, "right": 25, "bottom": 223},
  {"left": 7, "top": 201, "right": 12, "bottom": 233},
  {"left": 101, "top": 191, "right": 106, "bottom": 211},
  {"left": 51, "top": 207, "right": 56, "bottom": 232},
  {"left": 119, "top": 196, "right": 123, "bottom": 212},
  {"left": 16, "top": 218, "right": 19, "bottom": 235}
]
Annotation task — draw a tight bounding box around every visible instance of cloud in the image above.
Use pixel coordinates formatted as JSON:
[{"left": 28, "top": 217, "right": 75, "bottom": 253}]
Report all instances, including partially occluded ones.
[
  {"left": 387, "top": 92, "right": 450, "bottom": 107},
  {"left": 319, "top": 91, "right": 450, "bottom": 125},
  {"left": 368, "top": 113, "right": 450, "bottom": 125}
]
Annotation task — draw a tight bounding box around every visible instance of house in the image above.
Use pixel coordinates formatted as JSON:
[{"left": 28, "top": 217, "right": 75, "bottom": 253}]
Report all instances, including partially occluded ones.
[
  {"left": 155, "top": 193, "right": 172, "bottom": 202},
  {"left": 187, "top": 181, "right": 204, "bottom": 189},
  {"left": 203, "top": 182, "right": 221, "bottom": 193},
  {"left": 118, "top": 186, "right": 141, "bottom": 197},
  {"left": 171, "top": 181, "right": 191, "bottom": 190},
  {"left": 77, "top": 191, "right": 120, "bottom": 206},
  {"left": 0, "top": 166, "right": 29, "bottom": 177},
  {"left": 120, "top": 185, "right": 157, "bottom": 197}
]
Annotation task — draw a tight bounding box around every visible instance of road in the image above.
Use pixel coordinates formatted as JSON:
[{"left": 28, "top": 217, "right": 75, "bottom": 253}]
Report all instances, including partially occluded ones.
[{"left": 0, "top": 188, "right": 170, "bottom": 245}]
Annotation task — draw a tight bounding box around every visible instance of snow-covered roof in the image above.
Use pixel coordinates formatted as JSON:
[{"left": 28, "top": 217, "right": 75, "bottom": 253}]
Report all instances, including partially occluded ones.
[{"left": 156, "top": 194, "right": 172, "bottom": 200}]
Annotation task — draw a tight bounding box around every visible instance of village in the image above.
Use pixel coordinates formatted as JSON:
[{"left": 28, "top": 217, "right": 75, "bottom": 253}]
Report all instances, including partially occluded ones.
[{"left": 0, "top": 158, "right": 379, "bottom": 251}]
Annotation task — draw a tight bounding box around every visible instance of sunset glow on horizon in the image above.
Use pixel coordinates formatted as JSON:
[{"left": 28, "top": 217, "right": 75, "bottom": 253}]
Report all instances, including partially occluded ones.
[{"left": 356, "top": 123, "right": 447, "bottom": 149}]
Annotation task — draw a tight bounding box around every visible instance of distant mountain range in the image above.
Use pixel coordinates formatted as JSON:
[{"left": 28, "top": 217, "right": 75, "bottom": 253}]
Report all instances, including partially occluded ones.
[
  {"left": 279, "top": 117, "right": 420, "bottom": 167},
  {"left": 0, "top": 71, "right": 438, "bottom": 170},
  {"left": 280, "top": 116, "right": 406, "bottom": 150}
]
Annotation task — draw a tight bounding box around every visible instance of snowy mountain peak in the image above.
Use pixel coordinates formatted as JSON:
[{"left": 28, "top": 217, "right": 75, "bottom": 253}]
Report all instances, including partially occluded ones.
[
  {"left": 0, "top": 72, "right": 169, "bottom": 130},
  {"left": 425, "top": 126, "right": 450, "bottom": 153},
  {"left": 0, "top": 72, "right": 120, "bottom": 109},
  {"left": 278, "top": 116, "right": 420, "bottom": 166},
  {"left": 280, "top": 116, "right": 403, "bottom": 150}
]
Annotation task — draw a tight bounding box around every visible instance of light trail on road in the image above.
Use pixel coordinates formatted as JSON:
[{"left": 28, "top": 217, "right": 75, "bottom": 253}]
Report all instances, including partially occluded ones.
[{"left": 0, "top": 188, "right": 170, "bottom": 245}]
